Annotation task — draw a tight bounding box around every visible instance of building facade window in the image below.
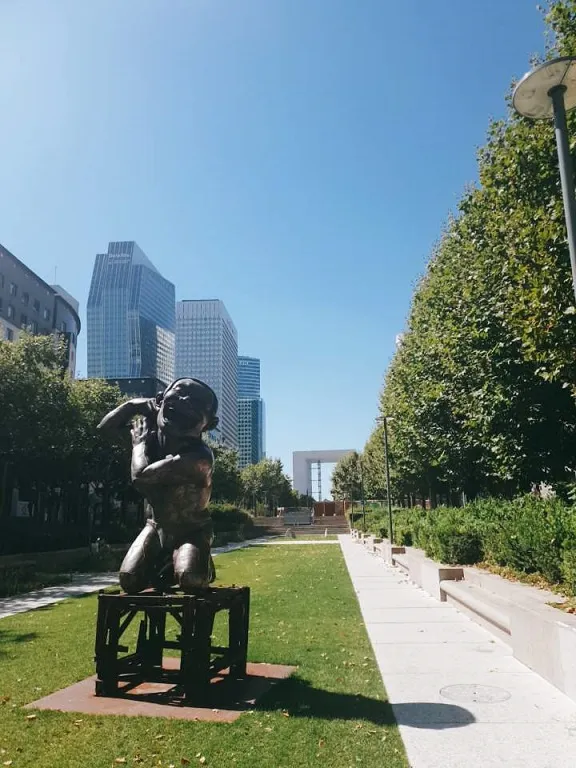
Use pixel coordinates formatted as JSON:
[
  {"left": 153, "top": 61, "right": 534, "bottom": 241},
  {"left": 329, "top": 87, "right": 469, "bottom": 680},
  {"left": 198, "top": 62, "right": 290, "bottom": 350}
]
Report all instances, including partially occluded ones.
[
  {"left": 31, "top": 320, "right": 38, "bottom": 334},
  {"left": 7, "top": 305, "right": 14, "bottom": 319},
  {"left": 22, "top": 292, "right": 29, "bottom": 306},
  {"left": 9, "top": 282, "right": 17, "bottom": 296},
  {"left": 87, "top": 241, "right": 175, "bottom": 386},
  {"left": 175, "top": 300, "right": 238, "bottom": 447},
  {"left": 33, "top": 299, "right": 40, "bottom": 312},
  {"left": 43, "top": 308, "right": 50, "bottom": 321},
  {"left": 20, "top": 314, "right": 27, "bottom": 329},
  {"left": 5, "top": 328, "right": 13, "bottom": 341}
]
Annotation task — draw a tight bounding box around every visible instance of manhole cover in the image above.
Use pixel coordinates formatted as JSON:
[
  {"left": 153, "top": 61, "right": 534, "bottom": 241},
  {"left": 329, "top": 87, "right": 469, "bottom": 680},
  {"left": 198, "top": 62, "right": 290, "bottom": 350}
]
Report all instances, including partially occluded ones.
[{"left": 440, "top": 684, "right": 511, "bottom": 704}]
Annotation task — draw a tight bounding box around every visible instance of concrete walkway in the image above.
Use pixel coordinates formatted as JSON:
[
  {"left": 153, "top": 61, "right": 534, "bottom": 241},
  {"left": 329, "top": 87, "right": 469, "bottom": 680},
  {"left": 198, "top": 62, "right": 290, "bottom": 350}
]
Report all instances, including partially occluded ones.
[
  {"left": 0, "top": 573, "right": 118, "bottom": 620},
  {"left": 339, "top": 534, "right": 576, "bottom": 768}
]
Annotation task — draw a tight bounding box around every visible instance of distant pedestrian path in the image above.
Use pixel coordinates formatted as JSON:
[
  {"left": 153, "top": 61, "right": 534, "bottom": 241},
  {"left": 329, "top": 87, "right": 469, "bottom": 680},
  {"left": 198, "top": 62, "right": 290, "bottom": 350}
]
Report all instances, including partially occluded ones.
[{"left": 0, "top": 573, "right": 118, "bottom": 620}]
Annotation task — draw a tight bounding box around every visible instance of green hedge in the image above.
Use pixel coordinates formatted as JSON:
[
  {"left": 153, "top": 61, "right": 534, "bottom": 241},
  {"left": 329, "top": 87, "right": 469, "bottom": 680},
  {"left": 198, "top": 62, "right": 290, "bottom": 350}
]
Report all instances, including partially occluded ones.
[
  {"left": 209, "top": 504, "right": 255, "bottom": 543},
  {"left": 352, "top": 496, "right": 576, "bottom": 594}
]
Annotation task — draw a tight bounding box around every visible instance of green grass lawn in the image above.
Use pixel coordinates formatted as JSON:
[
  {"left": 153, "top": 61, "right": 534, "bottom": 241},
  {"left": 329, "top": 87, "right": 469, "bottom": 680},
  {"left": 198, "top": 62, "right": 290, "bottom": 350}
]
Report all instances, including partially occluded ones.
[
  {"left": 0, "top": 545, "right": 407, "bottom": 768},
  {"left": 269, "top": 534, "right": 340, "bottom": 540}
]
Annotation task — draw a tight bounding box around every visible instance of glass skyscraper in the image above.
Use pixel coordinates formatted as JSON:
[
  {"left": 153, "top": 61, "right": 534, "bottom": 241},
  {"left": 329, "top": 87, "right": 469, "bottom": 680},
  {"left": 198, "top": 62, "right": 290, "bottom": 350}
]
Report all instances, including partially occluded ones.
[
  {"left": 238, "top": 356, "right": 261, "bottom": 398},
  {"left": 237, "top": 356, "right": 265, "bottom": 469},
  {"left": 175, "top": 300, "right": 238, "bottom": 447},
  {"left": 87, "top": 241, "right": 175, "bottom": 386}
]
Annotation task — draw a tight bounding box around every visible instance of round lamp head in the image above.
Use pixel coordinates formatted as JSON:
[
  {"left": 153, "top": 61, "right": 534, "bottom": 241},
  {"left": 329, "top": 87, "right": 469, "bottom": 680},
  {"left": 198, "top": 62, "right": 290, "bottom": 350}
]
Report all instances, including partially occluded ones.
[{"left": 513, "top": 57, "right": 576, "bottom": 119}]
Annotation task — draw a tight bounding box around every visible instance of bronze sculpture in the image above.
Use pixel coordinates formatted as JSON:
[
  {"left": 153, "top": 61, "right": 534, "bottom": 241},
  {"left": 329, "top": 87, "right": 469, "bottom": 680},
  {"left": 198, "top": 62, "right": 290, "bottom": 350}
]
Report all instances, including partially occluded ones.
[{"left": 98, "top": 378, "right": 219, "bottom": 594}]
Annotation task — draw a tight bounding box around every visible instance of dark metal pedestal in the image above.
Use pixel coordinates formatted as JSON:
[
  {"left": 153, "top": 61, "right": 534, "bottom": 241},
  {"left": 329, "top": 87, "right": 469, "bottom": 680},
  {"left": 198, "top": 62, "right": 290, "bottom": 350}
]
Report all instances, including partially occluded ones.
[{"left": 94, "top": 586, "right": 250, "bottom": 704}]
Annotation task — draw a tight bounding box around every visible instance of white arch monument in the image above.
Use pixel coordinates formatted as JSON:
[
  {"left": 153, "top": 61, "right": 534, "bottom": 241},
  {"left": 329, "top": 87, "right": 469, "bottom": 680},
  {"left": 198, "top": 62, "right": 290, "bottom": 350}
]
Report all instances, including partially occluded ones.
[{"left": 292, "top": 449, "right": 355, "bottom": 498}]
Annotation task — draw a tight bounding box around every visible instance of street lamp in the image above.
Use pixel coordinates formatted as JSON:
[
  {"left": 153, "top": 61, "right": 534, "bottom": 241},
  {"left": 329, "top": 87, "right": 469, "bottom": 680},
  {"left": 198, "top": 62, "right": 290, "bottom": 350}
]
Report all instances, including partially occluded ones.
[
  {"left": 359, "top": 458, "right": 366, "bottom": 532},
  {"left": 513, "top": 57, "right": 576, "bottom": 300},
  {"left": 377, "top": 416, "right": 394, "bottom": 543}
]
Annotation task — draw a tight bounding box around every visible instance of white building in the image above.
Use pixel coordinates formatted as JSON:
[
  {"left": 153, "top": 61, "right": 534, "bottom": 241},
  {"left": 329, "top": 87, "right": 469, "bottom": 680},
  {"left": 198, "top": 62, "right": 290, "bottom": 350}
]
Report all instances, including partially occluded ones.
[{"left": 175, "top": 299, "right": 238, "bottom": 447}]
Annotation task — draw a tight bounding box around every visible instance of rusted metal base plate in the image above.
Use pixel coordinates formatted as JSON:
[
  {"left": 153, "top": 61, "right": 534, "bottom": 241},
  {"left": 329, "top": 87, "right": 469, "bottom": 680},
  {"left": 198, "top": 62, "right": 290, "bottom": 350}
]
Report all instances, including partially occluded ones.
[{"left": 25, "top": 659, "right": 295, "bottom": 722}]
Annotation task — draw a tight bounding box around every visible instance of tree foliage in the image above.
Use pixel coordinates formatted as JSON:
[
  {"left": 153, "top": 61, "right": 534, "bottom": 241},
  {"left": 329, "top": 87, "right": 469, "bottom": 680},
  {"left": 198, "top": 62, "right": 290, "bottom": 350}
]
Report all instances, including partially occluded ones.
[
  {"left": 211, "top": 444, "right": 243, "bottom": 503},
  {"left": 331, "top": 451, "right": 363, "bottom": 501},
  {"left": 0, "top": 335, "right": 126, "bottom": 486},
  {"left": 358, "top": 1, "right": 576, "bottom": 501},
  {"left": 240, "top": 457, "right": 297, "bottom": 511}
]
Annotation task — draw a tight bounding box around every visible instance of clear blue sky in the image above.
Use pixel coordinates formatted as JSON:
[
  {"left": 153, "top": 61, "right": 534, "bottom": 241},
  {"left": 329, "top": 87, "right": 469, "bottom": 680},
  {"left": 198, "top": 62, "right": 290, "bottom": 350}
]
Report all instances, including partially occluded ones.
[{"left": 0, "top": 0, "right": 546, "bottom": 489}]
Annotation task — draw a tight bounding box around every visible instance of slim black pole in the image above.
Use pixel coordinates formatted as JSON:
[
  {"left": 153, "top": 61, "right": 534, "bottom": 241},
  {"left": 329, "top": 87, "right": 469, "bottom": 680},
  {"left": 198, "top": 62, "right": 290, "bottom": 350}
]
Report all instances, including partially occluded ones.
[
  {"left": 383, "top": 418, "right": 393, "bottom": 543},
  {"left": 550, "top": 84, "right": 576, "bottom": 301}
]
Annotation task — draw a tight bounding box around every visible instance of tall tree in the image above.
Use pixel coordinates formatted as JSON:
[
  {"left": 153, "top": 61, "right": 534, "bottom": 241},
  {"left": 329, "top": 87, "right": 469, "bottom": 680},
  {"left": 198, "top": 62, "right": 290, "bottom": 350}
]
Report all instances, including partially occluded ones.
[
  {"left": 331, "top": 451, "right": 363, "bottom": 501},
  {"left": 211, "top": 444, "right": 242, "bottom": 502},
  {"left": 365, "top": 1, "right": 576, "bottom": 501},
  {"left": 241, "top": 458, "right": 296, "bottom": 512}
]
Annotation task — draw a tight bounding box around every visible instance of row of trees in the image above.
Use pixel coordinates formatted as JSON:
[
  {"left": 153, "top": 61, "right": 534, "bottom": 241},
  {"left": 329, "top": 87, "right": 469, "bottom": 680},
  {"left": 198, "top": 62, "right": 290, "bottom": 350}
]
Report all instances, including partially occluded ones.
[
  {"left": 0, "top": 334, "right": 301, "bottom": 552},
  {"left": 333, "top": 1, "right": 576, "bottom": 505},
  {"left": 211, "top": 445, "right": 307, "bottom": 512}
]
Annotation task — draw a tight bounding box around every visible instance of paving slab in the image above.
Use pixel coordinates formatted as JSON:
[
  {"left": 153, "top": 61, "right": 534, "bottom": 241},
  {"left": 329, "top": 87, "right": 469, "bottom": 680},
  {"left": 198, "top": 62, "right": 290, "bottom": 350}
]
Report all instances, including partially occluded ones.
[
  {"left": 357, "top": 591, "right": 437, "bottom": 609},
  {"left": 339, "top": 534, "right": 576, "bottom": 768},
  {"left": 362, "top": 606, "right": 466, "bottom": 624},
  {"left": 400, "top": 723, "right": 576, "bottom": 768},
  {"left": 373, "top": 641, "right": 524, "bottom": 676},
  {"left": 370, "top": 620, "right": 489, "bottom": 644}
]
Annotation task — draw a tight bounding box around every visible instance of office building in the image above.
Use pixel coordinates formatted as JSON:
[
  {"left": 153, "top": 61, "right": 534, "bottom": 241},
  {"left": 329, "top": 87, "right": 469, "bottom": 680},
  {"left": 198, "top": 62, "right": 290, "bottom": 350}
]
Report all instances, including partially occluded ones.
[
  {"left": 238, "top": 356, "right": 261, "bottom": 398},
  {"left": 175, "top": 300, "right": 238, "bottom": 447},
  {"left": 238, "top": 397, "right": 265, "bottom": 469},
  {"left": 105, "top": 377, "right": 166, "bottom": 399},
  {"left": 87, "top": 241, "right": 175, "bottom": 385},
  {"left": 0, "top": 243, "right": 80, "bottom": 376},
  {"left": 237, "top": 355, "right": 265, "bottom": 469}
]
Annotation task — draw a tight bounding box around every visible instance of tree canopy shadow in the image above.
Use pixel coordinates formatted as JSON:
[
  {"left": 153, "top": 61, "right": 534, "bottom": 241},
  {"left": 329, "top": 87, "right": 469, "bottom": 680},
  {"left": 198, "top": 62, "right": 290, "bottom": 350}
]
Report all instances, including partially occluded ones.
[
  {"left": 256, "top": 676, "right": 475, "bottom": 731},
  {"left": 0, "top": 628, "right": 38, "bottom": 657}
]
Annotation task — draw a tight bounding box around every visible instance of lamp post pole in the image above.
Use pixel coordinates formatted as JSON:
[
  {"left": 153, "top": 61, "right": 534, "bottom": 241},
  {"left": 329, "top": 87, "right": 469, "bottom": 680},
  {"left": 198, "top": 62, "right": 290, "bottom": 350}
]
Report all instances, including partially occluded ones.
[
  {"left": 513, "top": 57, "right": 576, "bottom": 300},
  {"left": 383, "top": 417, "right": 393, "bottom": 544},
  {"left": 360, "top": 459, "right": 366, "bottom": 532},
  {"left": 550, "top": 85, "right": 576, "bottom": 298}
]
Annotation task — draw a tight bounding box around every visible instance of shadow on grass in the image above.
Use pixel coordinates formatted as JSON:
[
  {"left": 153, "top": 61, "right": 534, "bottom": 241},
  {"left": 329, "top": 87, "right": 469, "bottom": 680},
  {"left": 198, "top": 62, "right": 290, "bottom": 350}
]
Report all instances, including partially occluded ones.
[
  {"left": 257, "top": 677, "right": 475, "bottom": 730},
  {"left": 0, "top": 628, "right": 39, "bottom": 657}
]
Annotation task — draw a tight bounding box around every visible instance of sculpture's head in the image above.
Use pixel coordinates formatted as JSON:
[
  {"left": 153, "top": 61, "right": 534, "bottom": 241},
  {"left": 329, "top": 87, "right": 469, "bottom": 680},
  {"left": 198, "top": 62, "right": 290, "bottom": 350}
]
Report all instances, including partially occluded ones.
[{"left": 156, "top": 378, "right": 219, "bottom": 439}]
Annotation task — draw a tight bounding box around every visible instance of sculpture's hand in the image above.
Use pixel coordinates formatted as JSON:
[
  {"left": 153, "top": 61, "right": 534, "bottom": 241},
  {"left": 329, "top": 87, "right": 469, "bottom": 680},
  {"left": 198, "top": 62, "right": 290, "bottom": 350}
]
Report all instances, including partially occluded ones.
[
  {"left": 98, "top": 398, "right": 156, "bottom": 432},
  {"left": 131, "top": 416, "right": 154, "bottom": 446}
]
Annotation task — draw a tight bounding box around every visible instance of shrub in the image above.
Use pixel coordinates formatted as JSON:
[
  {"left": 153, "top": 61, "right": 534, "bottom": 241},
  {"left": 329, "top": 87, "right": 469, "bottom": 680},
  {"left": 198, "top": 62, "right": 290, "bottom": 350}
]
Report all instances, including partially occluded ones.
[
  {"left": 209, "top": 504, "right": 254, "bottom": 536},
  {"left": 372, "top": 496, "right": 573, "bottom": 587},
  {"left": 392, "top": 509, "right": 418, "bottom": 546},
  {"left": 480, "top": 496, "right": 568, "bottom": 583},
  {"left": 560, "top": 511, "right": 576, "bottom": 594},
  {"left": 417, "top": 507, "right": 483, "bottom": 565}
]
